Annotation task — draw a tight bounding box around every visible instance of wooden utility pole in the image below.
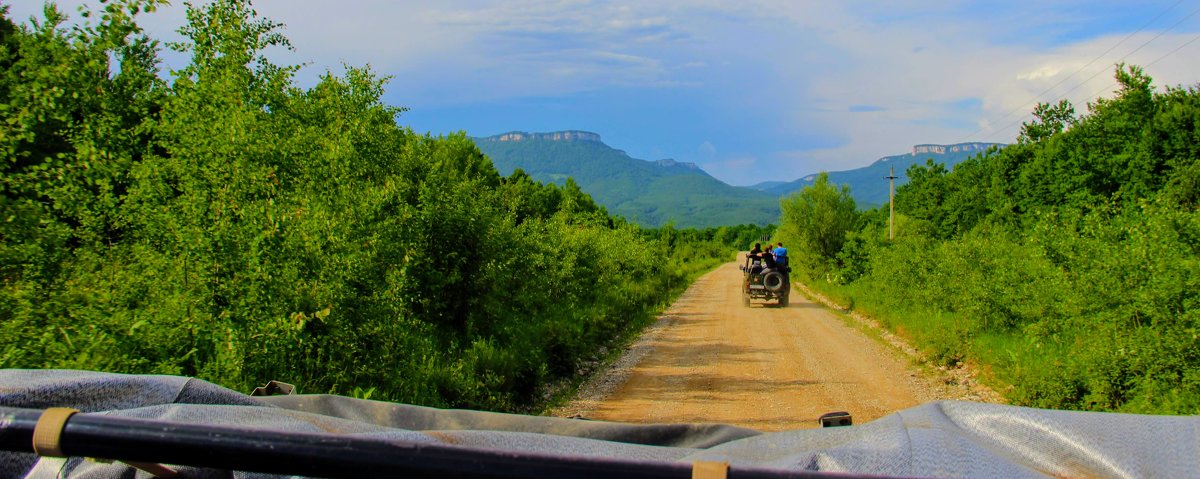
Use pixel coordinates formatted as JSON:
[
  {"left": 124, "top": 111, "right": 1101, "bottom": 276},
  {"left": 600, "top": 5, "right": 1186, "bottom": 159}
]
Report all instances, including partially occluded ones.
[{"left": 886, "top": 165, "right": 898, "bottom": 240}]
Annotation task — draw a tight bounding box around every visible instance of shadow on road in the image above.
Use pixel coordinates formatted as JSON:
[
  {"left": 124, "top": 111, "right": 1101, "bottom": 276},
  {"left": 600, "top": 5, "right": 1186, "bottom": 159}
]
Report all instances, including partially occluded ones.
[{"left": 744, "top": 301, "right": 823, "bottom": 309}]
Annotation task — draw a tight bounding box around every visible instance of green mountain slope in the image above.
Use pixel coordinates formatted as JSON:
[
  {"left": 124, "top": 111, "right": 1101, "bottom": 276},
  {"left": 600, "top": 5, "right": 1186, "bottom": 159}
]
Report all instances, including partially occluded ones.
[
  {"left": 474, "top": 131, "right": 780, "bottom": 227},
  {"left": 768, "top": 143, "right": 1007, "bottom": 207},
  {"left": 474, "top": 132, "right": 1007, "bottom": 225}
]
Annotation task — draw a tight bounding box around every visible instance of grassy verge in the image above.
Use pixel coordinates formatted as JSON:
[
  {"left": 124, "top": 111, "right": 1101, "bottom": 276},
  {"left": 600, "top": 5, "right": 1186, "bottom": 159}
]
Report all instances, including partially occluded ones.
[{"left": 794, "top": 273, "right": 1012, "bottom": 402}]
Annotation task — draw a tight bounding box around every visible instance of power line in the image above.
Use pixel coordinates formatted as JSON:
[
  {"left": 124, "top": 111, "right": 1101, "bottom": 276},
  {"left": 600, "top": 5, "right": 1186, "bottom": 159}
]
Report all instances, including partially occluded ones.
[
  {"left": 962, "top": 0, "right": 1186, "bottom": 142},
  {"left": 1079, "top": 30, "right": 1200, "bottom": 105},
  {"left": 963, "top": 2, "right": 1200, "bottom": 143},
  {"left": 1144, "top": 30, "right": 1200, "bottom": 68},
  {"left": 981, "top": 29, "right": 1200, "bottom": 143},
  {"left": 1038, "top": 4, "right": 1200, "bottom": 107},
  {"left": 1115, "top": 4, "right": 1200, "bottom": 62},
  {"left": 1042, "top": 0, "right": 1185, "bottom": 91}
]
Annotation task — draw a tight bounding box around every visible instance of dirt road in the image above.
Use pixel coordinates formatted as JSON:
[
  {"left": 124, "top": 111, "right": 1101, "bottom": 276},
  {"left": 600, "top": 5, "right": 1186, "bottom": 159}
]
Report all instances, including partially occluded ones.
[{"left": 557, "top": 259, "right": 993, "bottom": 431}]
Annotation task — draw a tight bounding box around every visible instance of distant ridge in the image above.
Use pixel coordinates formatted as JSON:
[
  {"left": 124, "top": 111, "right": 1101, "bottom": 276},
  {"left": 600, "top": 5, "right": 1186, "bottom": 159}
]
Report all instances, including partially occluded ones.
[
  {"left": 768, "top": 142, "right": 1007, "bottom": 207},
  {"left": 478, "top": 130, "right": 602, "bottom": 143},
  {"left": 654, "top": 158, "right": 702, "bottom": 171},
  {"left": 747, "top": 180, "right": 789, "bottom": 191},
  {"left": 472, "top": 131, "right": 779, "bottom": 227},
  {"left": 910, "top": 143, "right": 999, "bottom": 156},
  {"left": 473, "top": 131, "right": 1007, "bottom": 225},
  {"left": 477, "top": 130, "right": 703, "bottom": 171}
]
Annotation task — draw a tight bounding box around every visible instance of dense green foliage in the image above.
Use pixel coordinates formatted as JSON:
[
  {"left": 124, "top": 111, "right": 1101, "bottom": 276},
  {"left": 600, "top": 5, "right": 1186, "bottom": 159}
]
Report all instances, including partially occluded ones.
[
  {"left": 0, "top": 1, "right": 745, "bottom": 411},
  {"left": 776, "top": 173, "right": 858, "bottom": 271},
  {"left": 780, "top": 64, "right": 1200, "bottom": 414},
  {"left": 474, "top": 133, "right": 781, "bottom": 228}
]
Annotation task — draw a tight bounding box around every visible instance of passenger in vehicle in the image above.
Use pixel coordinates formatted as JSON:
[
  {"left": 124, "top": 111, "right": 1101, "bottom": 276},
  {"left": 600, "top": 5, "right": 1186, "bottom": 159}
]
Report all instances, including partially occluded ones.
[
  {"left": 773, "top": 242, "right": 788, "bottom": 270},
  {"left": 761, "top": 245, "right": 777, "bottom": 271},
  {"left": 749, "top": 243, "right": 764, "bottom": 273}
]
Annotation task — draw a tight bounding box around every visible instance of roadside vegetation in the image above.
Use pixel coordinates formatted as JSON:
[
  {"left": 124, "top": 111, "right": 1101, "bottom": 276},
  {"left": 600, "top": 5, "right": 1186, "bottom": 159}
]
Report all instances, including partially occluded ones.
[
  {"left": 778, "top": 65, "right": 1200, "bottom": 415},
  {"left": 0, "top": 1, "right": 767, "bottom": 412}
]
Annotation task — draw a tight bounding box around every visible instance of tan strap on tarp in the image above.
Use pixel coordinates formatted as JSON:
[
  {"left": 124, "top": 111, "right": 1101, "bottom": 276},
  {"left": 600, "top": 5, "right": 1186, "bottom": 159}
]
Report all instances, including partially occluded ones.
[
  {"left": 33, "top": 407, "right": 177, "bottom": 477},
  {"left": 32, "top": 407, "right": 79, "bottom": 457},
  {"left": 692, "top": 460, "right": 729, "bottom": 479}
]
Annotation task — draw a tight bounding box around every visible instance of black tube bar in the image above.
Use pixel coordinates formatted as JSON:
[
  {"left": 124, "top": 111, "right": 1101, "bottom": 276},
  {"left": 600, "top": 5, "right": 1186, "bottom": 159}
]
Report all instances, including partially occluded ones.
[{"left": 0, "top": 407, "right": 835, "bottom": 479}]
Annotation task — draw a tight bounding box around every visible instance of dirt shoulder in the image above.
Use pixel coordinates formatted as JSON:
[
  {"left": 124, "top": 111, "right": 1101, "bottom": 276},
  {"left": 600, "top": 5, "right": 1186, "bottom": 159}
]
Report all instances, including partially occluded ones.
[{"left": 551, "top": 259, "right": 1004, "bottom": 431}]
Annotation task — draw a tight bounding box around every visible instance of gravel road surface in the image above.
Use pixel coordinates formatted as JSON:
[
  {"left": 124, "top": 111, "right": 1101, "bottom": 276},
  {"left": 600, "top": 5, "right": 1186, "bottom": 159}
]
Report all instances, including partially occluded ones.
[{"left": 554, "top": 258, "right": 1002, "bottom": 431}]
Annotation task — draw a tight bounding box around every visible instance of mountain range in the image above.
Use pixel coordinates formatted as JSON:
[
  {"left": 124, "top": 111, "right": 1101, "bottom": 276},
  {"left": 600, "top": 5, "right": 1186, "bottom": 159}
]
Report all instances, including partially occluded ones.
[
  {"left": 472, "top": 131, "right": 1004, "bottom": 228},
  {"left": 474, "top": 131, "right": 780, "bottom": 227},
  {"left": 757, "top": 142, "right": 1007, "bottom": 207}
]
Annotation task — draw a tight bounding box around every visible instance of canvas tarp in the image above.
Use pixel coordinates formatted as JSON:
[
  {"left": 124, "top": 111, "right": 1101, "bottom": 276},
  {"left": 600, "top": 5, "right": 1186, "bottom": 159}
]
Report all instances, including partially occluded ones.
[{"left": 1, "top": 369, "right": 1196, "bottom": 478}]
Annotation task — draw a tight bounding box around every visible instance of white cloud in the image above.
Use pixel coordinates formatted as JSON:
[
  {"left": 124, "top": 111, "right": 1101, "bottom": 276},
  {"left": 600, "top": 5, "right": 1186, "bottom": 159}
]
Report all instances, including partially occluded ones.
[
  {"left": 1017, "top": 66, "right": 1067, "bottom": 81},
  {"left": 707, "top": 1, "right": 1200, "bottom": 181}
]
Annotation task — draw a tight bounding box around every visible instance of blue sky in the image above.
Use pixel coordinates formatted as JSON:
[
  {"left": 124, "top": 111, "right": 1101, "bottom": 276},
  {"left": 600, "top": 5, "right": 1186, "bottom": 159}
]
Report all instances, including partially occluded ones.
[{"left": 7, "top": 1, "right": 1200, "bottom": 186}]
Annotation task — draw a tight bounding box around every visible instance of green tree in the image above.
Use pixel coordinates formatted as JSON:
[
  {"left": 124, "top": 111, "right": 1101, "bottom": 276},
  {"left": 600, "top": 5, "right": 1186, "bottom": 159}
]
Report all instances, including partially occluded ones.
[
  {"left": 777, "top": 172, "right": 858, "bottom": 270},
  {"left": 1018, "top": 99, "right": 1077, "bottom": 144}
]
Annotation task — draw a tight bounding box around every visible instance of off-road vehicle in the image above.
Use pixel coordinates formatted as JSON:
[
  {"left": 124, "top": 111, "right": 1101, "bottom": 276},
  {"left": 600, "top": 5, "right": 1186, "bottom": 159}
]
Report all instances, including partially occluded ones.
[{"left": 740, "top": 253, "right": 789, "bottom": 306}]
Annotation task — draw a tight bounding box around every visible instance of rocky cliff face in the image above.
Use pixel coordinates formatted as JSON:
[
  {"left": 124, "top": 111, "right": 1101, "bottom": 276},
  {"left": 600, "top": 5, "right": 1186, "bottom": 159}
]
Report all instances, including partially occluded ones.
[
  {"left": 477, "top": 130, "right": 698, "bottom": 170},
  {"left": 769, "top": 140, "right": 1011, "bottom": 206},
  {"left": 480, "top": 130, "right": 603, "bottom": 143},
  {"left": 655, "top": 158, "right": 701, "bottom": 171},
  {"left": 911, "top": 142, "right": 1005, "bottom": 156}
]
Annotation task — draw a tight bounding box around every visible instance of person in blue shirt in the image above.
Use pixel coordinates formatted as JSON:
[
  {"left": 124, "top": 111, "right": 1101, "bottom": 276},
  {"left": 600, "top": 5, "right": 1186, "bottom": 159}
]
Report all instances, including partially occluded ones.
[{"left": 773, "top": 242, "right": 788, "bottom": 269}]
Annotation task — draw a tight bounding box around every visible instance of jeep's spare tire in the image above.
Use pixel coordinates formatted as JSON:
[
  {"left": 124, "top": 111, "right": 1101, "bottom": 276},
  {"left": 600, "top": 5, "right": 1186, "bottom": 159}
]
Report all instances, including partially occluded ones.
[{"left": 763, "top": 271, "right": 785, "bottom": 291}]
